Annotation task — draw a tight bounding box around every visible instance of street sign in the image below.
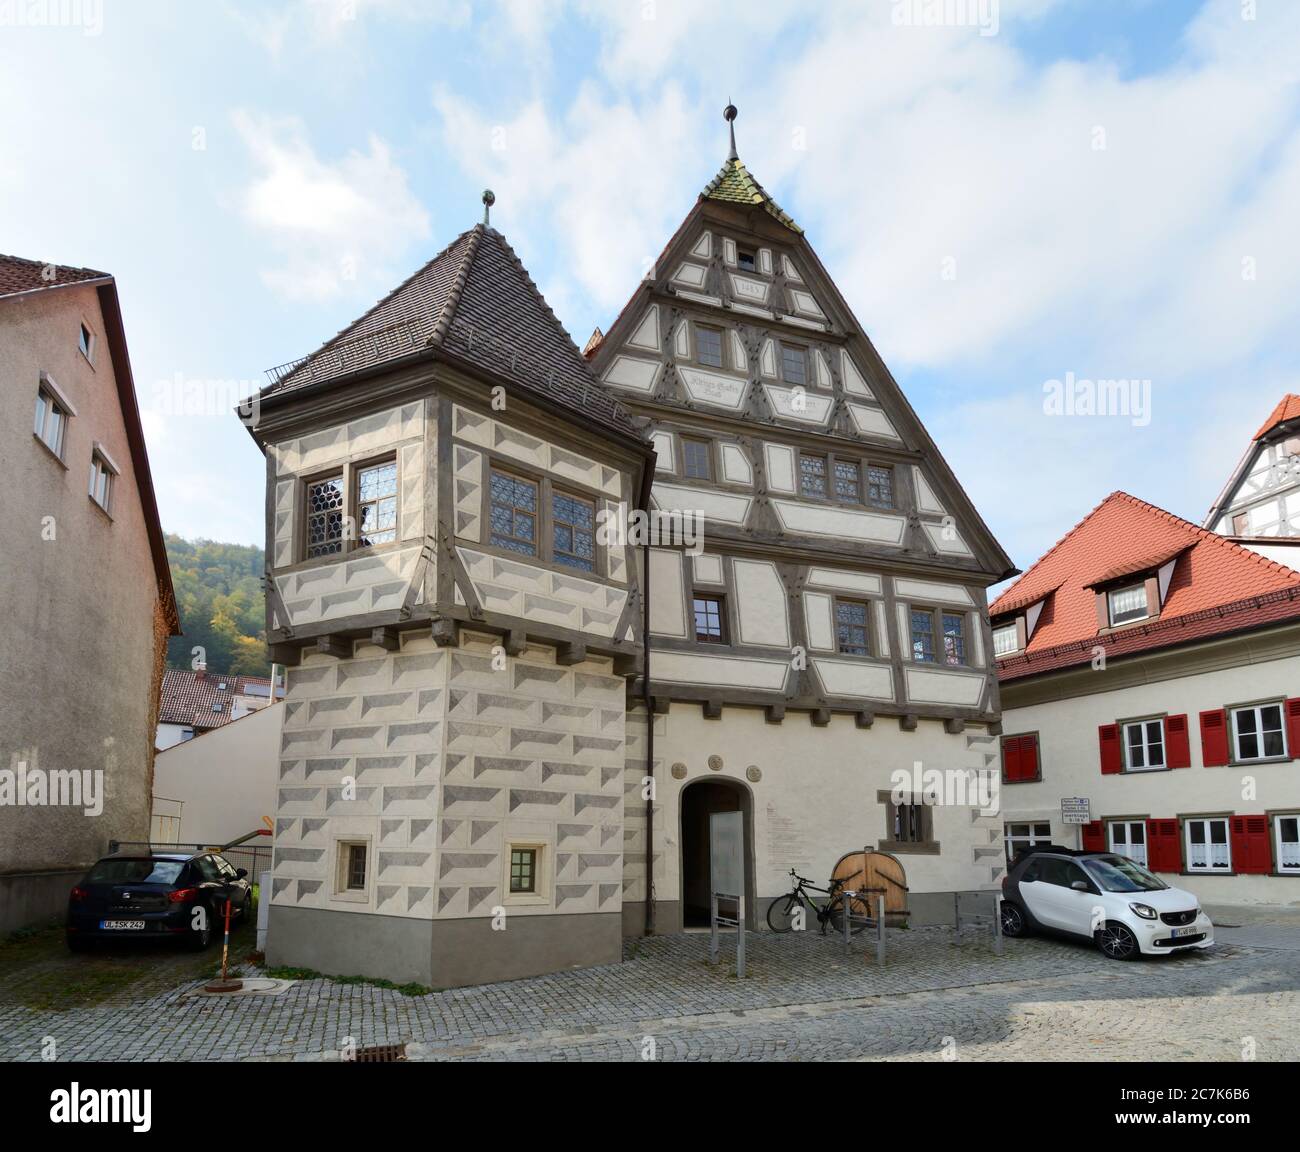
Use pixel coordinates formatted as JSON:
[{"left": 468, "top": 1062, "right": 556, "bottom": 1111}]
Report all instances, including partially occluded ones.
[{"left": 1061, "top": 797, "right": 1091, "bottom": 825}]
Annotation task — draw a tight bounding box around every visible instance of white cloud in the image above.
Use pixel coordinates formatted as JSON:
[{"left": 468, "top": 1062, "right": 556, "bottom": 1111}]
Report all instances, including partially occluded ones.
[
  {"left": 233, "top": 111, "right": 431, "bottom": 300},
  {"left": 228, "top": 0, "right": 472, "bottom": 59}
]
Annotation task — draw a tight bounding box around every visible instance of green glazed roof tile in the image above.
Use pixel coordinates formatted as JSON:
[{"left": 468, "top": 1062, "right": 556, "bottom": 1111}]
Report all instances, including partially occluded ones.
[{"left": 701, "top": 158, "right": 802, "bottom": 233}]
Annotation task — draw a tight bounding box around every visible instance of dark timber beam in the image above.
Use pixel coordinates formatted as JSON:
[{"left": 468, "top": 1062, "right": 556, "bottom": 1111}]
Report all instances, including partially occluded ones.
[
  {"left": 317, "top": 635, "right": 351, "bottom": 660},
  {"left": 370, "top": 626, "right": 400, "bottom": 652},
  {"left": 765, "top": 702, "right": 786, "bottom": 724},
  {"left": 810, "top": 708, "right": 831, "bottom": 727},
  {"left": 503, "top": 629, "right": 528, "bottom": 657},
  {"left": 943, "top": 717, "right": 966, "bottom": 735},
  {"left": 899, "top": 714, "right": 919, "bottom": 732},
  {"left": 430, "top": 618, "right": 458, "bottom": 647},
  {"left": 855, "top": 710, "right": 875, "bottom": 730},
  {"left": 556, "top": 641, "right": 587, "bottom": 666},
  {"left": 703, "top": 698, "right": 723, "bottom": 720}
]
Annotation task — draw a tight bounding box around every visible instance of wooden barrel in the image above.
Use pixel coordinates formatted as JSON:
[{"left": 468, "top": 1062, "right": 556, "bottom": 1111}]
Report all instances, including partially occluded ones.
[{"left": 831, "top": 850, "right": 909, "bottom": 923}]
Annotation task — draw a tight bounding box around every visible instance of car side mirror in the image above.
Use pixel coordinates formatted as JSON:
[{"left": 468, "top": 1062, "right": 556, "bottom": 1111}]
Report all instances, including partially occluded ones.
[
  {"left": 1070, "top": 880, "right": 1089, "bottom": 892},
  {"left": 235, "top": 868, "right": 248, "bottom": 880}
]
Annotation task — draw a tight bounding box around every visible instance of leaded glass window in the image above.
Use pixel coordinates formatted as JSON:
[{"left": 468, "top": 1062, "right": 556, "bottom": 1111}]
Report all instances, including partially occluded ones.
[
  {"left": 306, "top": 474, "right": 345, "bottom": 558},
  {"left": 356, "top": 459, "right": 398, "bottom": 548},
  {"left": 489, "top": 470, "right": 538, "bottom": 557},
  {"left": 552, "top": 490, "right": 596, "bottom": 572},
  {"left": 835, "top": 599, "right": 869, "bottom": 656}
]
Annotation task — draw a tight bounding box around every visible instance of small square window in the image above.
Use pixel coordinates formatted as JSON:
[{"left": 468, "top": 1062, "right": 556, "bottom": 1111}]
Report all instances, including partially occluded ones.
[
  {"left": 737, "top": 249, "right": 756, "bottom": 272},
  {"left": 696, "top": 325, "right": 723, "bottom": 368},
  {"left": 79, "top": 323, "right": 94, "bottom": 362},
  {"left": 834, "top": 598, "right": 870, "bottom": 656},
  {"left": 682, "top": 437, "right": 712, "bottom": 481},
  {"left": 89, "top": 450, "right": 115, "bottom": 514},
  {"left": 510, "top": 847, "right": 538, "bottom": 894},
  {"left": 781, "top": 343, "right": 807, "bottom": 387},
  {"left": 693, "top": 594, "right": 726, "bottom": 643},
  {"left": 1107, "top": 583, "right": 1148, "bottom": 626},
  {"left": 798, "top": 453, "right": 827, "bottom": 499}
]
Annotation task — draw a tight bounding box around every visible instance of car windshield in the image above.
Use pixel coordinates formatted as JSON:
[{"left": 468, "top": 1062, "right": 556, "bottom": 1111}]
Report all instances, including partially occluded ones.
[
  {"left": 1082, "top": 855, "right": 1167, "bottom": 893},
  {"left": 86, "top": 859, "right": 185, "bottom": 885}
]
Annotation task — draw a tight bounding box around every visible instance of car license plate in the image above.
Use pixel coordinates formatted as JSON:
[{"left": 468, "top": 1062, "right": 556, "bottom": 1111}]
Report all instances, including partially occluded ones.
[
  {"left": 1171, "top": 925, "right": 1197, "bottom": 938},
  {"left": 100, "top": 920, "right": 145, "bottom": 930}
]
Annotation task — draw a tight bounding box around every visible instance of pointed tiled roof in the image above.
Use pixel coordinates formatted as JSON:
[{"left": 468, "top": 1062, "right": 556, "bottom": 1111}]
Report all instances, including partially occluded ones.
[
  {"left": 1255, "top": 393, "right": 1300, "bottom": 440},
  {"left": 0, "top": 253, "right": 111, "bottom": 298},
  {"left": 263, "top": 226, "right": 641, "bottom": 440},
  {"left": 992, "top": 492, "right": 1300, "bottom": 681},
  {"left": 701, "top": 158, "right": 802, "bottom": 234}
]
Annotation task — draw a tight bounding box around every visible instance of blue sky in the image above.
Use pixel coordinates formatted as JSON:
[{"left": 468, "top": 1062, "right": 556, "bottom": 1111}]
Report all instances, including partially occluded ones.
[{"left": 3, "top": 0, "right": 1299, "bottom": 580}]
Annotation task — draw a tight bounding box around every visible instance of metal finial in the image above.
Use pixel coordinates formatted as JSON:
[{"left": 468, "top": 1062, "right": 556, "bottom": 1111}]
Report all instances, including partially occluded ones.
[
  {"left": 481, "top": 188, "right": 495, "bottom": 226},
  {"left": 724, "top": 102, "right": 738, "bottom": 161}
]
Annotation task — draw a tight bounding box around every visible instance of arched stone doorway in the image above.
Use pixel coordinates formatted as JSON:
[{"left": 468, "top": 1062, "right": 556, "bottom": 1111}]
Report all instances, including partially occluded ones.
[{"left": 679, "top": 778, "right": 755, "bottom": 930}]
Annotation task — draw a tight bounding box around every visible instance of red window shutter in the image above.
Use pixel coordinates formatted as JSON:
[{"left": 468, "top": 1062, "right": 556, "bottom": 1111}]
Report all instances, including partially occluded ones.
[
  {"left": 1081, "top": 820, "right": 1105, "bottom": 852},
  {"left": 1146, "top": 819, "right": 1182, "bottom": 872},
  {"left": 1021, "top": 734, "right": 1040, "bottom": 781},
  {"left": 1286, "top": 698, "right": 1300, "bottom": 759},
  {"left": 1199, "top": 709, "right": 1230, "bottom": 767},
  {"left": 1098, "top": 724, "right": 1122, "bottom": 774},
  {"left": 1164, "top": 714, "right": 1191, "bottom": 768},
  {"left": 1000, "top": 737, "right": 1019, "bottom": 782},
  {"left": 1230, "top": 815, "right": 1272, "bottom": 875}
]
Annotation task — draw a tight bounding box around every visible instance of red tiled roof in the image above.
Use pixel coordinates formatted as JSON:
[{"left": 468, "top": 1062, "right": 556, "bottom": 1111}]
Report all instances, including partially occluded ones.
[
  {"left": 0, "top": 253, "right": 111, "bottom": 298},
  {"left": 159, "top": 668, "right": 282, "bottom": 731},
  {"left": 992, "top": 492, "right": 1300, "bottom": 682},
  {"left": 1255, "top": 393, "right": 1300, "bottom": 441}
]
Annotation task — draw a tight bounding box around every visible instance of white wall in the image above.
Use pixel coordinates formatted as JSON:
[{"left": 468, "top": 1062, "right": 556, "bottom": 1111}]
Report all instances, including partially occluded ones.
[
  {"left": 153, "top": 703, "right": 282, "bottom": 847},
  {"left": 155, "top": 722, "right": 192, "bottom": 752},
  {"left": 1000, "top": 651, "right": 1300, "bottom": 905}
]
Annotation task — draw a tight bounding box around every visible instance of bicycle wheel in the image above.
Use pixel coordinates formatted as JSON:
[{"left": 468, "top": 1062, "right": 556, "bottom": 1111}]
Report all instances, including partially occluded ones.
[
  {"left": 766, "top": 893, "right": 804, "bottom": 933},
  {"left": 828, "top": 892, "right": 872, "bottom": 936}
]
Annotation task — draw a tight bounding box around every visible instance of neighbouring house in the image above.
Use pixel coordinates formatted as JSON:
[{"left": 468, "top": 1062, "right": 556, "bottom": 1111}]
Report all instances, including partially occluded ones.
[
  {"left": 992, "top": 491, "right": 1300, "bottom": 905},
  {"left": 249, "top": 111, "right": 1014, "bottom": 989},
  {"left": 152, "top": 700, "right": 282, "bottom": 860},
  {"left": 1203, "top": 394, "right": 1300, "bottom": 572},
  {"left": 0, "top": 254, "right": 180, "bottom": 934},
  {"left": 155, "top": 666, "right": 284, "bottom": 750}
]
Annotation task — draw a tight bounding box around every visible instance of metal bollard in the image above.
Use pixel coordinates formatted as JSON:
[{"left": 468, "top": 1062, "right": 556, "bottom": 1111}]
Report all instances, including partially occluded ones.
[
  {"left": 993, "top": 892, "right": 1003, "bottom": 956},
  {"left": 876, "top": 894, "right": 886, "bottom": 966}
]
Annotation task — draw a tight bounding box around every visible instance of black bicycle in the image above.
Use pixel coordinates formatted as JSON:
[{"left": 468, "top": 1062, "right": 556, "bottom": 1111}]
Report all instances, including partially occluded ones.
[{"left": 767, "top": 869, "right": 871, "bottom": 935}]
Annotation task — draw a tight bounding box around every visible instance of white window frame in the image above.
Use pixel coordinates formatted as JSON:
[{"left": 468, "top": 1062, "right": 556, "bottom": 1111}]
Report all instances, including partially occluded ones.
[
  {"left": 1107, "top": 820, "right": 1148, "bottom": 866},
  {"left": 331, "top": 837, "right": 372, "bottom": 903},
  {"left": 79, "top": 322, "right": 96, "bottom": 365},
  {"left": 1275, "top": 814, "right": 1300, "bottom": 874},
  {"left": 1184, "top": 817, "right": 1232, "bottom": 873},
  {"left": 1121, "top": 718, "right": 1165, "bottom": 772},
  {"left": 992, "top": 623, "right": 1018, "bottom": 657},
  {"left": 34, "top": 373, "right": 76, "bottom": 461},
  {"left": 89, "top": 444, "right": 119, "bottom": 515},
  {"left": 1107, "top": 582, "right": 1149, "bottom": 626},
  {"left": 503, "top": 840, "right": 550, "bottom": 906},
  {"left": 1004, "top": 821, "right": 1052, "bottom": 863},
  {"left": 1229, "top": 701, "right": 1288, "bottom": 763}
]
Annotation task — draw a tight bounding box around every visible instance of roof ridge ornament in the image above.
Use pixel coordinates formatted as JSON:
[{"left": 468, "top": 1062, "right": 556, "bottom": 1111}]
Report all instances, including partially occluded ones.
[
  {"left": 482, "top": 188, "right": 495, "bottom": 227},
  {"left": 724, "top": 101, "right": 738, "bottom": 161}
]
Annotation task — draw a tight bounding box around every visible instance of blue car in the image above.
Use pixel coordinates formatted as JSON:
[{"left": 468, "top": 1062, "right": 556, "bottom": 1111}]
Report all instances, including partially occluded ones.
[{"left": 66, "top": 850, "right": 253, "bottom": 952}]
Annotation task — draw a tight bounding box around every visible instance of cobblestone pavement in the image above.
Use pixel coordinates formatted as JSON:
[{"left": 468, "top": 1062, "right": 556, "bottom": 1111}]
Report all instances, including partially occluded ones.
[{"left": 2, "top": 924, "right": 1297, "bottom": 1062}]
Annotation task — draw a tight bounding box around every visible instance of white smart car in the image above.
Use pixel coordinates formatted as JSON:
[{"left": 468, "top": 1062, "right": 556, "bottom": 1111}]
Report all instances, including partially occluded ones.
[{"left": 1000, "top": 846, "right": 1215, "bottom": 960}]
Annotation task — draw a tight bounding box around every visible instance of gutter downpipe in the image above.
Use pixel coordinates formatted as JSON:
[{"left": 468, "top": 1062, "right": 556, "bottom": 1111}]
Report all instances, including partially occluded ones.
[{"left": 642, "top": 537, "right": 655, "bottom": 938}]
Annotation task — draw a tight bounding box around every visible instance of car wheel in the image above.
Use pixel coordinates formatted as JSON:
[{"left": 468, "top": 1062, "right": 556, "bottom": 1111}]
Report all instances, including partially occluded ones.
[
  {"left": 1097, "top": 921, "right": 1139, "bottom": 961},
  {"left": 187, "top": 908, "right": 214, "bottom": 952},
  {"left": 999, "top": 901, "right": 1028, "bottom": 938}
]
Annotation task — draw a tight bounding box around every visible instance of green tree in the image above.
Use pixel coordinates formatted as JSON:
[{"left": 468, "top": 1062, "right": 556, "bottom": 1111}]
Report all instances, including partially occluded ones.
[{"left": 164, "top": 534, "right": 270, "bottom": 677}]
